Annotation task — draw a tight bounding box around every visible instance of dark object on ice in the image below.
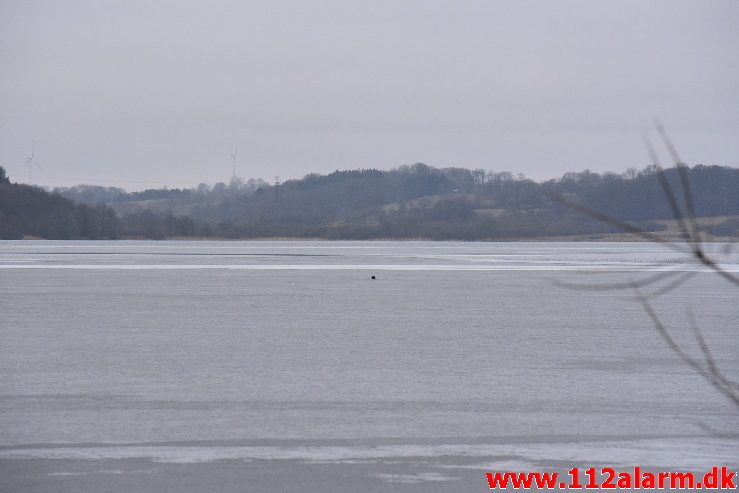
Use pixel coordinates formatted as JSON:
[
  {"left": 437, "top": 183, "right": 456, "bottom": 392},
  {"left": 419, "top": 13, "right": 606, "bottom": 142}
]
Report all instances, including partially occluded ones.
[{"left": 370, "top": 275, "right": 376, "bottom": 280}]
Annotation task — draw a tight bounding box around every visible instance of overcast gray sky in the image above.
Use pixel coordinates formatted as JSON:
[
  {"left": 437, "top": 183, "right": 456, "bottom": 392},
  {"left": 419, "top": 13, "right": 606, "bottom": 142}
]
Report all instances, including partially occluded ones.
[{"left": 1, "top": 0, "right": 738, "bottom": 190}]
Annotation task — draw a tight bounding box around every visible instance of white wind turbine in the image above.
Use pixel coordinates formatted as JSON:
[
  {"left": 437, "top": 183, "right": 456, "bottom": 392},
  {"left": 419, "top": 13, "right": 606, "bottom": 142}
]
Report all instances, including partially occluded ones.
[
  {"left": 230, "top": 145, "right": 238, "bottom": 180},
  {"left": 21, "top": 139, "right": 42, "bottom": 185}
]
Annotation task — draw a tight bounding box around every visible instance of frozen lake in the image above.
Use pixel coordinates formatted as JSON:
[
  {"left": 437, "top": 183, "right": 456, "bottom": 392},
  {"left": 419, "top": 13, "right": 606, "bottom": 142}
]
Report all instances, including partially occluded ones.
[{"left": 1, "top": 240, "right": 737, "bottom": 489}]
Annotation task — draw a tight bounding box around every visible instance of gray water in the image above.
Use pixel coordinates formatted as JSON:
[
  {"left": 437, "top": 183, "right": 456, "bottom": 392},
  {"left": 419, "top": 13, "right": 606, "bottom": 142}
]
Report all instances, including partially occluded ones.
[{"left": 1, "top": 241, "right": 737, "bottom": 469}]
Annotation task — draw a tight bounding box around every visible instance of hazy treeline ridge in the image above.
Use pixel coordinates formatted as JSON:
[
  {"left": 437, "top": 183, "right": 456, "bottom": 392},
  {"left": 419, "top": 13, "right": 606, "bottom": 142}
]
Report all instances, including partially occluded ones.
[
  {"left": 1, "top": 163, "right": 738, "bottom": 240},
  {"left": 0, "top": 167, "right": 118, "bottom": 240}
]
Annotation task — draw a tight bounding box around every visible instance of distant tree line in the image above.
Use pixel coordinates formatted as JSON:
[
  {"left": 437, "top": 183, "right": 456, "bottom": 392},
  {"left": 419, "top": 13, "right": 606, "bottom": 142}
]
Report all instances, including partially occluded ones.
[
  {"left": 1, "top": 163, "right": 737, "bottom": 240},
  {"left": 0, "top": 167, "right": 118, "bottom": 239}
]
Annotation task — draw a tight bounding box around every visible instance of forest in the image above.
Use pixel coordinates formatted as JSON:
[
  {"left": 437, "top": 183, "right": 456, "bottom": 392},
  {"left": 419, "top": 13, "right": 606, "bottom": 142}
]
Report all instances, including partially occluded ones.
[{"left": 1, "top": 163, "right": 737, "bottom": 240}]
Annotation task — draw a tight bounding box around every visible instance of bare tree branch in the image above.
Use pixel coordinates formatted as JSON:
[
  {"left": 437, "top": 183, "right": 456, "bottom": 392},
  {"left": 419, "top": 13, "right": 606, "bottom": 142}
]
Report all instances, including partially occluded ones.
[
  {"left": 654, "top": 120, "right": 704, "bottom": 246},
  {"left": 554, "top": 123, "right": 739, "bottom": 414},
  {"left": 634, "top": 285, "right": 739, "bottom": 408},
  {"left": 688, "top": 311, "right": 739, "bottom": 394},
  {"left": 642, "top": 132, "right": 694, "bottom": 246},
  {"left": 688, "top": 310, "right": 717, "bottom": 376},
  {"left": 694, "top": 253, "right": 739, "bottom": 288},
  {"left": 546, "top": 193, "right": 690, "bottom": 254},
  {"left": 629, "top": 271, "right": 698, "bottom": 300},
  {"left": 554, "top": 267, "right": 691, "bottom": 292}
]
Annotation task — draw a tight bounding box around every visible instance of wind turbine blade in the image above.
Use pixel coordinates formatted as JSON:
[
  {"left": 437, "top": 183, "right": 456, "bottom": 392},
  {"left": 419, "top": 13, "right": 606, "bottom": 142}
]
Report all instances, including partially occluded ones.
[{"left": 33, "top": 160, "right": 42, "bottom": 170}]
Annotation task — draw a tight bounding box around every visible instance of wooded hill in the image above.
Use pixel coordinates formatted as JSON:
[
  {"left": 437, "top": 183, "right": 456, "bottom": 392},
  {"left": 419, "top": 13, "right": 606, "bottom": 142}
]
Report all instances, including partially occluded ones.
[
  {"left": 0, "top": 167, "right": 117, "bottom": 240},
  {"left": 1, "top": 163, "right": 737, "bottom": 240}
]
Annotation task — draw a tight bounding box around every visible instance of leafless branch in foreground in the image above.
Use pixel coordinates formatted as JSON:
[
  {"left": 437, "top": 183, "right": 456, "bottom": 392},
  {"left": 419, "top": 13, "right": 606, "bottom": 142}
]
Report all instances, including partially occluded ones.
[
  {"left": 550, "top": 123, "right": 739, "bottom": 411},
  {"left": 634, "top": 286, "right": 739, "bottom": 408}
]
